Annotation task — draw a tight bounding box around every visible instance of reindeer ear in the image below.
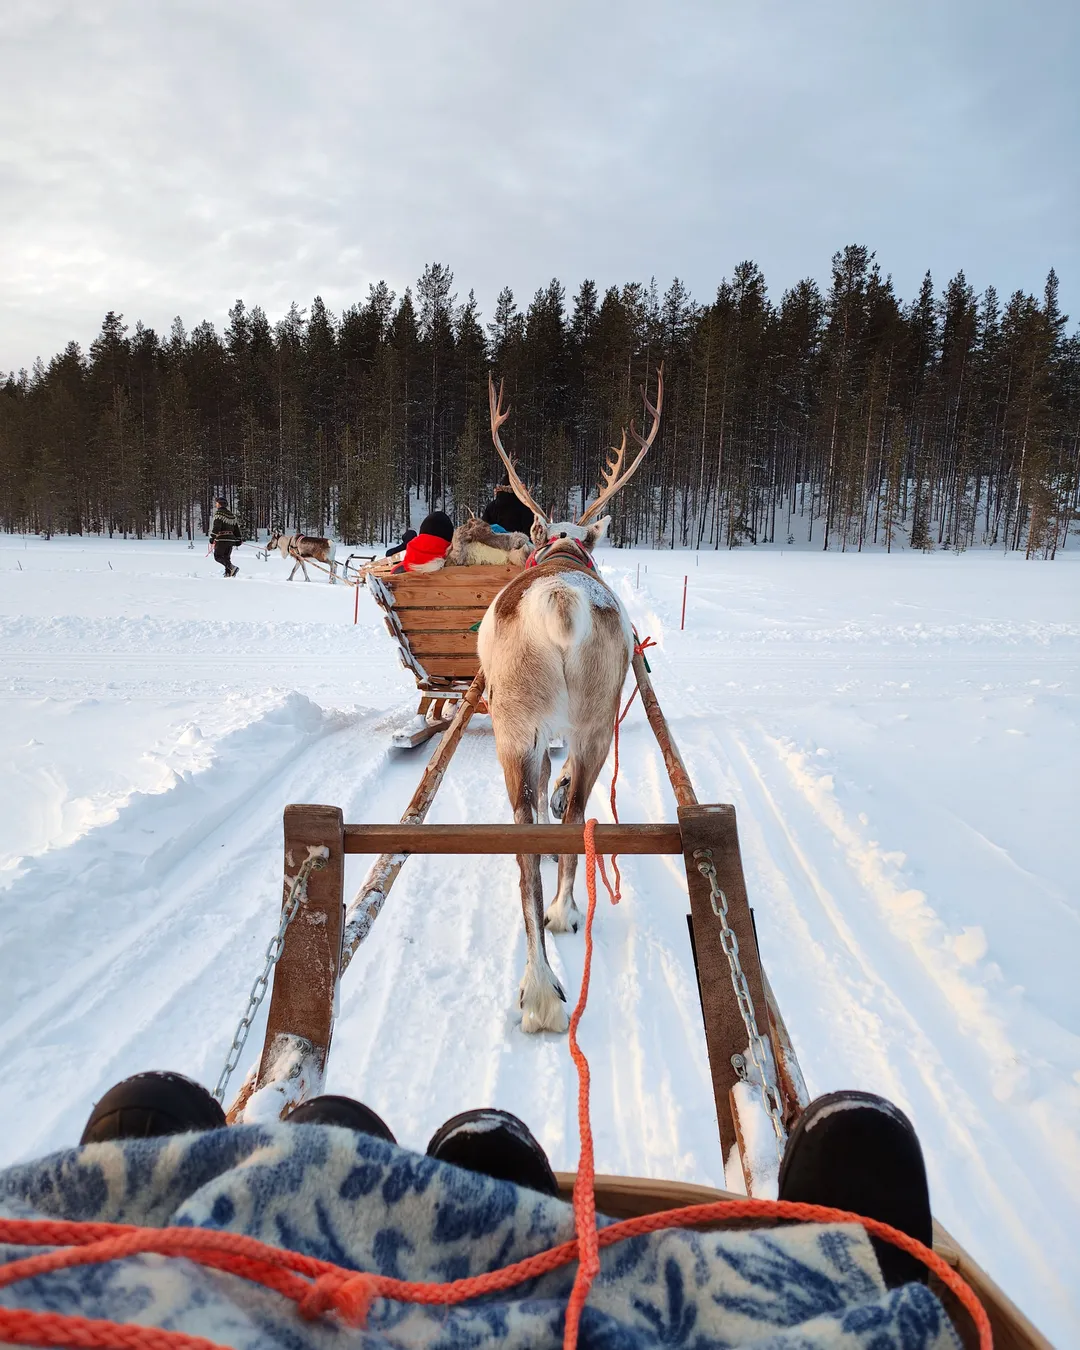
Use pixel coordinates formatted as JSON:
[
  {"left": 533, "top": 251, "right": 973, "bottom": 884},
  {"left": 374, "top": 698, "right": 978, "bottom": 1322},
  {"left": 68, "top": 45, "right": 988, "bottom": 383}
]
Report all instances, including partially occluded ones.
[
  {"left": 584, "top": 515, "right": 611, "bottom": 549},
  {"left": 530, "top": 518, "right": 548, "bottom": 549}
]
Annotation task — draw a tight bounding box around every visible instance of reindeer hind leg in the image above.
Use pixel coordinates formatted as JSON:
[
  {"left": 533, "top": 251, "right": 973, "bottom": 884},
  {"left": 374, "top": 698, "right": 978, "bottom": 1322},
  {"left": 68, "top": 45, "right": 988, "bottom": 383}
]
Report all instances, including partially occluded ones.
[
  {"left": 545, "top": 736, "right": 607, "bottom": 935},
  {"left": 537, "top": 747, "right": 551, "bottom": 825},
  {"left": 537, "top": 748, "right": 560, "bottom": 860},
  {"left": 504, "top": 746, "right": 568, "bottom": 1034}
]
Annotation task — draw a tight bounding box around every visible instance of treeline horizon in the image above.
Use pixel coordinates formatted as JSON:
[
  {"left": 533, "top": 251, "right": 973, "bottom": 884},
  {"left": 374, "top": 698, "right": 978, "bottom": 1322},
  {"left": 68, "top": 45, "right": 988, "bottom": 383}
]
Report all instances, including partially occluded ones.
[{"left": 2, "top": 245, "right": 1078, "bottom": 557}]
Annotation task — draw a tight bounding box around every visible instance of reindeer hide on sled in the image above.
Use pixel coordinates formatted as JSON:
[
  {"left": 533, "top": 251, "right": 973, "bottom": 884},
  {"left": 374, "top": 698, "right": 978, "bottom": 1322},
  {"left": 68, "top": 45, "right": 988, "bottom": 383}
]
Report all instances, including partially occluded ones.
[{"left": 446, "top": 518, "right": 533, "bottom": 568}]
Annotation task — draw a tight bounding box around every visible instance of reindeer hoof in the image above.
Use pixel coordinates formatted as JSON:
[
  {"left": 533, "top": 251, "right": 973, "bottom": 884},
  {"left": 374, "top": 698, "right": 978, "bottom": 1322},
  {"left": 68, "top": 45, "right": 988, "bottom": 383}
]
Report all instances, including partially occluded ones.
[
  {"left": 545, "top": 899, "right": 581, "bottom": 934},
  {"left": 550, "top": 782, "right": 569, "bottom": 820},
  {"left": 519, "top": 968, "right": 569, "bottom": 1033},
  {"left": 521, "top": 1002, "right": 569, "bottom": 1035}
]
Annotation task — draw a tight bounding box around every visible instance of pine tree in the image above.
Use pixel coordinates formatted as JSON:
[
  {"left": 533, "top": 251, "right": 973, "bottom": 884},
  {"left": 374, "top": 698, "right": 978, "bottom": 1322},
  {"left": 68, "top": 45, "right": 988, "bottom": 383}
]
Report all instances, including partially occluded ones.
[{"left": 451, "top": 406, "right": 484, "bottom": 517}]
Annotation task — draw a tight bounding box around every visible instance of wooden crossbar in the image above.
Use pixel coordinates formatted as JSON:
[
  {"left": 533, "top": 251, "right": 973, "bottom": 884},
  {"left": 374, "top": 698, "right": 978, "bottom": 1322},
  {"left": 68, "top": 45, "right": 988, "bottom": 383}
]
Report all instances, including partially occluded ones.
[{"left": 343, "top": 823, "right": 683, "bottom": 855}]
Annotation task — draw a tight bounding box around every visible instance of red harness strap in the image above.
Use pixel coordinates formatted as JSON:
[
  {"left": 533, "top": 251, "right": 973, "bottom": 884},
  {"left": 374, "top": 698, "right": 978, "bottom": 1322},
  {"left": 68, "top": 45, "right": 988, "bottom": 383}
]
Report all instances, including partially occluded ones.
[{"left": 526, "top": 538, "right": 596, "bottom": 570}]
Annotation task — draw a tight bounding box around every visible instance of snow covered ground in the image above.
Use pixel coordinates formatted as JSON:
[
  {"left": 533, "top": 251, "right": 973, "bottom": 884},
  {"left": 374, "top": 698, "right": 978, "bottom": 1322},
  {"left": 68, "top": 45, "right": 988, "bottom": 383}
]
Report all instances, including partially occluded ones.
[{"left": 1, "top": 532, "right": 1077, "bottom": 1343}]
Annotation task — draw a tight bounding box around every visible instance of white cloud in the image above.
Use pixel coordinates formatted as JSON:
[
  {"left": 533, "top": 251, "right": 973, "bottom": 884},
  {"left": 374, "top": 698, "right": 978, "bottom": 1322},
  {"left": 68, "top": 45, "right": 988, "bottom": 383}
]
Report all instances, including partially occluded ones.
[{"left": 1, "top": 0, "right": 1077, "bottom": 369}]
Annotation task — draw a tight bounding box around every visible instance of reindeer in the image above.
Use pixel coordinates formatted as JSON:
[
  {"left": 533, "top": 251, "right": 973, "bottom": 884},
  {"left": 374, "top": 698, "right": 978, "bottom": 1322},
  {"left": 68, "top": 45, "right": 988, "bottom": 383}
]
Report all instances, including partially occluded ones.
[
  {"left": 477, "top": 365, "right": 663, "bottom": 1033},
  {"left": 266, "top": 529, "right": 338, "bottom": 583}
]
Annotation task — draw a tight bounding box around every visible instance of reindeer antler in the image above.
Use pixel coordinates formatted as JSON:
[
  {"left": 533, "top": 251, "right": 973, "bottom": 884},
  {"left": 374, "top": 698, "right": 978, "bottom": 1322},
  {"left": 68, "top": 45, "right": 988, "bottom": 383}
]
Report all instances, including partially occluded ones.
[
  {"left": 488, "top": 373, "right": 548, "bottom": 526},
  {"left": 578, "top": 363, "right": 664, "bottom": 524},
  {"left": 597, "top": 429, "right": 629, "bottom": 500}
]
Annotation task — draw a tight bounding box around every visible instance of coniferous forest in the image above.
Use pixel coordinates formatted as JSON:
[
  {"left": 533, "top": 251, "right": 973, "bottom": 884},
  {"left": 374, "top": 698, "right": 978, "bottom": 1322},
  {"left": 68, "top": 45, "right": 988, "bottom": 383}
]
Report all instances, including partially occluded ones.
[{"left": 2, "top": 246, "right": 1078, "bottom": 556}]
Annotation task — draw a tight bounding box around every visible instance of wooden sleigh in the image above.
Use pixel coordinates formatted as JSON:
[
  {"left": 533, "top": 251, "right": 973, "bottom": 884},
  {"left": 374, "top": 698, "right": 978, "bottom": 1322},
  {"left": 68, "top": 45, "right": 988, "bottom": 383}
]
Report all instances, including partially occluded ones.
[
  {"left": 222, "top": 649, "right": 1050, "bottom": 1350},
  {"left": 366, "top": 563, "right": 524, "bottom": 746}
]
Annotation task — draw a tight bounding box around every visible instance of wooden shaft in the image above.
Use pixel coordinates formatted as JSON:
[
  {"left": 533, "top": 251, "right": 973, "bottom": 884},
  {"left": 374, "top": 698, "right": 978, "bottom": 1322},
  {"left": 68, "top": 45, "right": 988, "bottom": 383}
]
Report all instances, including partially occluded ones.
[
  {"left": 635, "top": 646, "right": 807, "bottom": 1174},
  {"left": 729, "top": 1086, "right": 759, "bottom": 1196},
  {"left": 679, "top": 803, "right": 773, "bottom": 1162},
  {"left": 761, "top": 966, "right": 810, "bottom": 1128},
  {"left": 343, "top": 822, "right": 683, "bottom": 855},
  {"left": 632, "top": 650, "right": 698, "bottom": 808},
  {"left": 289, "top": 550, "right": 356, "bottom": 585},
  {"left": 225, "top": 1066, "right": 258, "bottom": 1125},
  {"left": 340, "top": 672, "right": 486, "bottom": 971},
  {"left": 227, "top": 804, "right": 345, "bottom": 1122}
]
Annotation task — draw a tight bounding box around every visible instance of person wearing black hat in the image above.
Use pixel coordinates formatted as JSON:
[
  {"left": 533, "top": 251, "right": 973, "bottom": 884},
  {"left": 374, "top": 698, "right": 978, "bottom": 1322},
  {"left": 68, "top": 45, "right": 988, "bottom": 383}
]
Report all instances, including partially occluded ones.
[
  {"left": 395, "top": 511, "right": 455, "bottom": 573},
  {"left": 209, "top": 496, "right": 243, "bottom": 577},
  {"left": 482, "top": 485, "right": 535, "bottom": 537},
  {"left": 384, "top": 528, "right": 417, "bottom": 558}
]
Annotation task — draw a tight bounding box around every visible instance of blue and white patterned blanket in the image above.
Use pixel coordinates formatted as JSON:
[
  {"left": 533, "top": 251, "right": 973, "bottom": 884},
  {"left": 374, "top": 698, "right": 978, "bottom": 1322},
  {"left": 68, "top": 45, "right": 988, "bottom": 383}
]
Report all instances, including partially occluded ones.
[{"left": 0, "top": 1124, "right": 961, "bottom": 1348}]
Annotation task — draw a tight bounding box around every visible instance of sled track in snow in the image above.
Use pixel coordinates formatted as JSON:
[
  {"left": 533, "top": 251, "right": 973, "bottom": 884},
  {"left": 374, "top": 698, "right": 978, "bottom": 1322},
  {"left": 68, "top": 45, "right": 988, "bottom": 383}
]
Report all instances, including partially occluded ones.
[
  {"left": 0, "top": 704, "right": 395, "bottom": 1159},
  {"left": 696, "top": 722, "right": 1075, "bottom": 1329}
]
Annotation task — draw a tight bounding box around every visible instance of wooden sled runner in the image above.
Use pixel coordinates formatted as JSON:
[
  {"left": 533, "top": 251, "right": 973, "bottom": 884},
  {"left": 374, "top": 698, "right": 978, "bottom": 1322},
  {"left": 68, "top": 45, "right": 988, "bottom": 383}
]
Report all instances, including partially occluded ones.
[
  {"left": 226, "top": 654, "right": 1051, "bottom": 1350},
  {"left": 366, "top": 563, "right": 523, "bottom": 746}
]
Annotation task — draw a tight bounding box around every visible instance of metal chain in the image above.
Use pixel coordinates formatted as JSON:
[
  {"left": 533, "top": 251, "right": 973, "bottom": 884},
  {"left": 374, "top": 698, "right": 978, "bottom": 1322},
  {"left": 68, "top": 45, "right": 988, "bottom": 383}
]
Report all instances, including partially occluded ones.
[
  {"left": 212, "top": 846, "right": 328, "bottom": 1103},
  {"left": 694, "top": 849, "right": 787, "bottom": 1158}
]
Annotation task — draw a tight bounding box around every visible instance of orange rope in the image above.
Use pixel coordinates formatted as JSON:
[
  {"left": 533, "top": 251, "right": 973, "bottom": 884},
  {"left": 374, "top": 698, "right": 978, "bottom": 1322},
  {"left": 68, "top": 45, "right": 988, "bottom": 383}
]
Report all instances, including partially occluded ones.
[
  {"left": 562, "top": 822, "right": 600, "bottom": 1343},
  {"left": 0, "top": 1194, "right": 994, "bottom": 1349},
  {"left": 605, "top": 634, "right": 656, "bottom": 899},
  {"left": 605, "top": 686, "right": 635, "bottom": 901},
  {"left": 0, "top": 1193, "right": 993, "bottom": 1349}
]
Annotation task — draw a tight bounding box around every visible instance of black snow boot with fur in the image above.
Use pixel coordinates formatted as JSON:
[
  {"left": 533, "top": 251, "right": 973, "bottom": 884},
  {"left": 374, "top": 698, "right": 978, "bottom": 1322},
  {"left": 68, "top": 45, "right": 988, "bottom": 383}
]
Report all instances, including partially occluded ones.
[
  {"left": 426, "top": 1108, "right": 560, "bottom": 1197},
  {"left": 286, "top": 1095, "right": 396, "bottom": 1141},
  {"left": 778, "top": 1089, "right": 933, "bottom": 1289},
  {"left": 80, "top": 1071, "right": 225, "bottom": 1144}
]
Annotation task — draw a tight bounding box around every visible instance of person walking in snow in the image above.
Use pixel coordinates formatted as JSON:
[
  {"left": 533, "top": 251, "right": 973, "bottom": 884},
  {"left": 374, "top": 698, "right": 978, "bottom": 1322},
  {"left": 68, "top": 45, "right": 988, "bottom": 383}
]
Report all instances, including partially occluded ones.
[{"left": 208, "top": 496, "right": 243, "bottom": 577}]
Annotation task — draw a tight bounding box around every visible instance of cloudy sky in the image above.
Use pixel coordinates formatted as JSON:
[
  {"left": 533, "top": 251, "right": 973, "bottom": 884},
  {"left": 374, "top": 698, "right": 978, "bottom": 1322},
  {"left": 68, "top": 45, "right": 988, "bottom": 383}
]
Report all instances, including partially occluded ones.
[{"left": 3, "top": 0, "right": 1078, "bottom": 371}]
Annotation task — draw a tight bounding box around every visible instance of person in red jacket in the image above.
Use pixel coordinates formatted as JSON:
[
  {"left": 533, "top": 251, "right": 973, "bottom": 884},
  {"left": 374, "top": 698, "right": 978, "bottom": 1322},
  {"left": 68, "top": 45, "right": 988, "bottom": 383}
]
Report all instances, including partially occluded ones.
[{"left": 395, "top": 511, "right": 455, "bottom": 572}]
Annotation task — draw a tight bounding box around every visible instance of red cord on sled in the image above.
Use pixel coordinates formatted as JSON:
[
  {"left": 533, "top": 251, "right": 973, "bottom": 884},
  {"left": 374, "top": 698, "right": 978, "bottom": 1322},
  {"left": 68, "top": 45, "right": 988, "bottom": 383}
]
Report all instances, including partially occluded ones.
[{"left": 0, "top": 1199, "right": 992, "bottom": 1350}]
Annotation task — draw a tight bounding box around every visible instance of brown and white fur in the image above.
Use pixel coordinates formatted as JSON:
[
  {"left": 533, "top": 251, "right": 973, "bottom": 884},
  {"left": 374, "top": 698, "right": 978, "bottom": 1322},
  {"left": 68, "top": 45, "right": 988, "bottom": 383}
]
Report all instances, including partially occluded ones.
[
  {"left": 478, "top": 367, "right": 663, "bottom": 1033},
  {"left": 446, "top": 517, "right": 533, "bottom": 568},
  {"left": 267, "top": 530, "right": 338, "bottom": 583}
]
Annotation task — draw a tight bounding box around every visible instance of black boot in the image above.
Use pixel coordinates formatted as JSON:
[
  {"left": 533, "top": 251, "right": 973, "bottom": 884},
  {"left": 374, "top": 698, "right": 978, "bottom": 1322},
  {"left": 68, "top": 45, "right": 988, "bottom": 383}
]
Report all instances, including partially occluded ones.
[
  {"left": 778, "top": 1090, "right": 933, "bottom": 1289},
  {"left": 426, "top": 1109, "right": 560, "bottom": 1197},
  {"left": 285, "top": 1095, "right": 396, "bottom": 1142},
  {"left": 80, "top": 1071, "right": 225, "bottom": 1144}
]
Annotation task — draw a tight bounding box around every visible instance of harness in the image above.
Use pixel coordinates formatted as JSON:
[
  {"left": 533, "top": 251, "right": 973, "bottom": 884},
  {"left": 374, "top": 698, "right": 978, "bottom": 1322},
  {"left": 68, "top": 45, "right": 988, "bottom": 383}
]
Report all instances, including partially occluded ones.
[
  {"left": 525, "top": 537, "right": 596, "bottom": 570},
  {"left": 287, "top": 534, "right": 324, "bottom": 559}
]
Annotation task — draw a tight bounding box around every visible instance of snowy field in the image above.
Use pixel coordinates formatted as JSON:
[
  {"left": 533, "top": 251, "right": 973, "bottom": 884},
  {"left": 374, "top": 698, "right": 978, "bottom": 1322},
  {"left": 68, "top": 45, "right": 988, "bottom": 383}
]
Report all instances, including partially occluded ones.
[{"left": 0, "top": 533, "right": 1077, "bottom": 1343}]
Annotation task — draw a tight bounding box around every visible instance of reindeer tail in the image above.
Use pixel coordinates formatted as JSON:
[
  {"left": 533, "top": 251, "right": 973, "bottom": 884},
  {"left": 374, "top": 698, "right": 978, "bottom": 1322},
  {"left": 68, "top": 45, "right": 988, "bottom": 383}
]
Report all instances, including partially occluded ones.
[{"left": 523, "top": 582, "right": 590, "bottom": 650}]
